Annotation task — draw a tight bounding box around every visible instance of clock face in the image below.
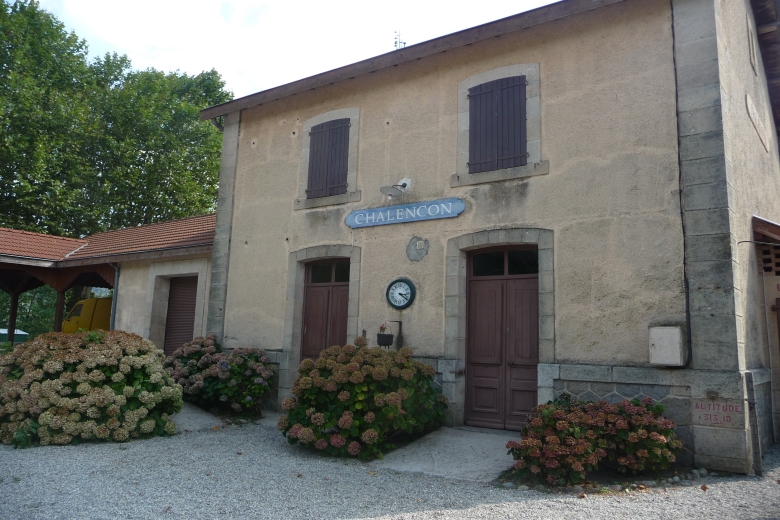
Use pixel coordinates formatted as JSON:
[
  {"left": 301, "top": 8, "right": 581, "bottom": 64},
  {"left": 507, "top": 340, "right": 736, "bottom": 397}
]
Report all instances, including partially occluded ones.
[{"left": 386, "top": 278, "right": 416, "bottom": 310}]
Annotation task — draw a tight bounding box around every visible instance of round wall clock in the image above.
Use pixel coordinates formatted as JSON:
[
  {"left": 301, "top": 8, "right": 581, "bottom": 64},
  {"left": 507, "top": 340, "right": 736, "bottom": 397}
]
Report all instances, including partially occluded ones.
[{"left": 386, "top": 278, "right": 416, "bottom": 310}]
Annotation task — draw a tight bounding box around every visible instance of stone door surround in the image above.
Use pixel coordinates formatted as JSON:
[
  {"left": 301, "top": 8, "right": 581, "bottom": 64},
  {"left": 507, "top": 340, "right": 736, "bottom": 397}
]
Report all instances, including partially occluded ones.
[
  {"left": 443, "top": 228, "right": 554, "bottom": 425},
  {"left": 278, "top": 244, "right": 362, "bottom": 399}
]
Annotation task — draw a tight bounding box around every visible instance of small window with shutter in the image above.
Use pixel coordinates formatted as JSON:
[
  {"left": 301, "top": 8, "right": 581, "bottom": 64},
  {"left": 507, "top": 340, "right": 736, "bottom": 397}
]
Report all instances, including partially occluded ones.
[
  {"left": 468, "top": 76, "right": 527, "bottom": 174},
  {"left": 306, "top": 118, "right": 350, "bottom": 199}
]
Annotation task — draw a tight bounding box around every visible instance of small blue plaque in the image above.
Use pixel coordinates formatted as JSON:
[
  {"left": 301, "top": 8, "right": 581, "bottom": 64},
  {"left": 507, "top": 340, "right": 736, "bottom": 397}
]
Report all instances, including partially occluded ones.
[{"left": 345, "top": 198, "right": 466, "bottom": 228}]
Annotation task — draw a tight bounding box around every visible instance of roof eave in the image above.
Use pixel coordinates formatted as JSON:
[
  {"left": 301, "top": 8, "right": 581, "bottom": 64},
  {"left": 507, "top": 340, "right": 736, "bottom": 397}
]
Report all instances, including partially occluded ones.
[
  {"left": 58, "top": 244, "right": 214, "bottom": 267},
  {"left": 753, "top": 215, "right": 780, "bottom": 242},
  {"left": 199, "top": 0, "right": 625, "bottom": 121},
  {"left": 0, "top": 255, "right": 58, "bottom": 267}
]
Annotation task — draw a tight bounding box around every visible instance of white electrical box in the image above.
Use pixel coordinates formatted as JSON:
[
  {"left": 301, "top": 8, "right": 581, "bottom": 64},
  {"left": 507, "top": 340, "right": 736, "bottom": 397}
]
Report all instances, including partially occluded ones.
[{"left": 649, "top": 326, "right": 685, "bottom": 366}]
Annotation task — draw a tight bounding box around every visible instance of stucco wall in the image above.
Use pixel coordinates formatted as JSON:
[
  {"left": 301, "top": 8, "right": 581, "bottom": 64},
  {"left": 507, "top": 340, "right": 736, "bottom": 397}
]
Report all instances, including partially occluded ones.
[
  {"left": 115, "top": 260, "right": 152, "bottom": 337},
  {"left": 221, "top": 0, "right": 686, "bottom": 366},
  {"left": 115, "top": 255, "right": 212, "bottom": 348},
  {"left": 716, "top": 0, "right": 780, "bottom": 372},
  {"left": 712, "top": 0, "right": 780, "bottom": 462}
]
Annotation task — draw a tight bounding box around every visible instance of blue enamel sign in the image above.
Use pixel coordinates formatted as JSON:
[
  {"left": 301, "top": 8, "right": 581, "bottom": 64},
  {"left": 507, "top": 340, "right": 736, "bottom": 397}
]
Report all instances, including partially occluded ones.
[{"left": 345, "top": 198, "right": 466, "bottom": 228}]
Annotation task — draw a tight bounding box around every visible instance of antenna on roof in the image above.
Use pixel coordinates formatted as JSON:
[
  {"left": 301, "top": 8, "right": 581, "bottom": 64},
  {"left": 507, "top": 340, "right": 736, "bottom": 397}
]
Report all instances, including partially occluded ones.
[{"left": 394, "top": 31, "right": 406, "bottom": 50}]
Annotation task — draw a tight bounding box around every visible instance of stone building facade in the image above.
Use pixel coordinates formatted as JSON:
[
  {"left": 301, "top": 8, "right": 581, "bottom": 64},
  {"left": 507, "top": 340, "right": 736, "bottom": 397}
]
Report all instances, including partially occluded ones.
[{"left": 200, "top": 0, "right": 780, "bottom": 473}]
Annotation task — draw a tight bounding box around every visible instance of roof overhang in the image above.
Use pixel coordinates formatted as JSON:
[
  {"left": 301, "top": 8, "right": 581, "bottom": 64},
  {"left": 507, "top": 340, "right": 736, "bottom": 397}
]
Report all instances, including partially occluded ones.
[
  {"left": 751, "top": 0, "right": 780, "bottom": 147},
  {"left": 57, "top": 244, "right": 213, "bottom": 267},
  {"left": 0, "top": 255, "right": 57, "bottom": 268},
  {"left": 200, "top": 0, "right": 625, "bottom": 121},
  {"left": 0, "top": 244, "right": 214, "bottom": 270},
  {"left": 753, "top": 215, "right": 780, "bottom": 242}
]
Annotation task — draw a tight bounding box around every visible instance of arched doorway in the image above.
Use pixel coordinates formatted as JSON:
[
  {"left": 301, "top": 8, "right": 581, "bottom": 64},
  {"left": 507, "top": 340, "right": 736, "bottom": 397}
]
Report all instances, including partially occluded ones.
[
  {"left": 300, "top": 258, "right": 350, "bottom": 359},
  {"left": 465, "top": 246, "right": 539, "bottom": 430}
]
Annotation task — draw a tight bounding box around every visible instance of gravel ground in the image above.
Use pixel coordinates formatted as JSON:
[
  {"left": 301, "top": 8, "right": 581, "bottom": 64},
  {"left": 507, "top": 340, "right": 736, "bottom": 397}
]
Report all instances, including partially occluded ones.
[{"left": 1, "top": 422, "right": 779, "bottom": 520}]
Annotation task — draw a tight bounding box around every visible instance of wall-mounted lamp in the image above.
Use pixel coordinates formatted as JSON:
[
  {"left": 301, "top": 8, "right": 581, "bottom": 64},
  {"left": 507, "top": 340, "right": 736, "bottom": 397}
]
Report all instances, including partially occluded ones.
[{"left": 380, "top": 177, "right": 412, "bottom": 200}]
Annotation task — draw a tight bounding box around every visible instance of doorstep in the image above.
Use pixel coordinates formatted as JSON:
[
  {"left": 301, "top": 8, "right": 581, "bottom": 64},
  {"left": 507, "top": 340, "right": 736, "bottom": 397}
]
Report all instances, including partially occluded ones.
[{"left": 369, "top": 426, "right": 516, "bottom": 482}]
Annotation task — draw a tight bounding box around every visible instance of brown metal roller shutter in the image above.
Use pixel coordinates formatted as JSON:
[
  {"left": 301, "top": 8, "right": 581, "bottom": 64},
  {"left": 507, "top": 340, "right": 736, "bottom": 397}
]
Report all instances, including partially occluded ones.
[{"left": 163, "top": 276, "right": 198, "bottom": 356}]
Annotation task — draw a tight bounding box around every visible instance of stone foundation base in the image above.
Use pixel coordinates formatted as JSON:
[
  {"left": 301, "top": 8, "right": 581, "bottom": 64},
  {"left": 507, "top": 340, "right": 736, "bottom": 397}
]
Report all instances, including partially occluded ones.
[{"left": 260, "top": 348, "right": 773, "bottom": 474}]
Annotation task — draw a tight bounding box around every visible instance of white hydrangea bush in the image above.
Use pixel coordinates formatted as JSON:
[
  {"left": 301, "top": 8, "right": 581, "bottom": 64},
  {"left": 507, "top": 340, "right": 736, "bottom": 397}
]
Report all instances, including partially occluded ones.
[{"left": 0, "top": 331, "right": 183, "bottom": 447}]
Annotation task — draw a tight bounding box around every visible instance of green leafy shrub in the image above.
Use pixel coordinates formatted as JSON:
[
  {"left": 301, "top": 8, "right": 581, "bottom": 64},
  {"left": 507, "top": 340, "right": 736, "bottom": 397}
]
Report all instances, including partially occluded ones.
[
  {"left": 0, "top": 342, "right": 12, "bottom": 355},
  {"left": 279, "top": 339, "right": 448, "bottom": 460},
  {"left": 164, "top": 335, "right": 276, "bottom": 415},
  {"left": 507, "top": 395, "right": 683, "bottom": 485},
  {"left": 0, "top": 331, "right": 183, "bottom": 447}
]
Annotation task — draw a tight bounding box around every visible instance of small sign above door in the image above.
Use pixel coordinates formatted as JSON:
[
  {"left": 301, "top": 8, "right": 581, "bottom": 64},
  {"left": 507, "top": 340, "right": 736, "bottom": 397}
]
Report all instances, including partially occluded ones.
[{"left": 345, "top": 198, "right": 465, "bottom": 229}]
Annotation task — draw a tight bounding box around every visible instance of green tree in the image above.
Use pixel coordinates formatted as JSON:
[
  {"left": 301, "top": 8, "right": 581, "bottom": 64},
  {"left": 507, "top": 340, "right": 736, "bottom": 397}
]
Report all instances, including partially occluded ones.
[
  {"left": 0, "top": 0, "right": 93, "bottom": 236},
  {"left": 0, "top": 0, "right": 232, "bottom": 238},
  {"left": 0, "top": 1, "right": 232, "bottom": 337},
  {"left": 0, "top": 285, "right": 56, "bottom": 338}
]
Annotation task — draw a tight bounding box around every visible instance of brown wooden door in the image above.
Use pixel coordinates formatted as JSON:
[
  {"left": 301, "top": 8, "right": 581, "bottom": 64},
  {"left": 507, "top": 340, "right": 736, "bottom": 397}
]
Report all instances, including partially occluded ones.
[
  {"left": 465, "top": 248, "right": 539, "bottom": 430},
  {"left": 467, "top": 280, "right": 505, "bottom": 429},
  {"left": 301, "top": 260, "right": 350, "bottom": 359},
  {"left": 163, "top": 276, "right": 198, "bottom": 356},
  {"left": 505, "top": 278, "right": 539, "bottom": 429},
  {"left": 301, "top": 286, "right": 331, "bottom": 359}
]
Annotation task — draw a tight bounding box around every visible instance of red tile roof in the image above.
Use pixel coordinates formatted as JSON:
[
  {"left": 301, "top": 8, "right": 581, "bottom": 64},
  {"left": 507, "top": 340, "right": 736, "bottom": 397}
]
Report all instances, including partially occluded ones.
[
  {"left": 69, "top": 214, "right": 216, "bottom": 259},
  {"left": 0, "top": 228, "right": 87, "bottom": 261},
  {"left": 0, "top": 214, "right": 215, "bottom": 262}
]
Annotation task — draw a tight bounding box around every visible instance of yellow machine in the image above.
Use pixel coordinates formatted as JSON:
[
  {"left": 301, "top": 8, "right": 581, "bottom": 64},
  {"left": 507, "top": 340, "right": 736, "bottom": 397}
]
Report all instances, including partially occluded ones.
[{"left": 62, "top": 298, "right": 112, "bottom": 333}]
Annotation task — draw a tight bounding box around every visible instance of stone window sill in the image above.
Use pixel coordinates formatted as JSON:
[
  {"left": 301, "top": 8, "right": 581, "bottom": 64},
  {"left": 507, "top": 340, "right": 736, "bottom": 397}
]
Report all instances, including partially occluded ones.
[
  {"left": 294, "top": 190, "right": 361, "bottom": 210},
  {"left": 449, "top": 161, "right": 549, "bottom": 188}
]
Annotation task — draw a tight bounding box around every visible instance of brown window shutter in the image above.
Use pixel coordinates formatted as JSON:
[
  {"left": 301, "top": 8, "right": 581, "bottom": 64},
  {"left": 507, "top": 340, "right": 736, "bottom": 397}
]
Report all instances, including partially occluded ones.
[
  {"left": 306, "top": 118, "right": 350, "bottom": 199},
  {"left": 468, "top": 81, "right": 498, "bottom": 174},
  {"left": 468, "top": 76, "right": 526, "bottom": 174},
  {"left": 497, "top": 76, "right": 527, "bottom": 169}
]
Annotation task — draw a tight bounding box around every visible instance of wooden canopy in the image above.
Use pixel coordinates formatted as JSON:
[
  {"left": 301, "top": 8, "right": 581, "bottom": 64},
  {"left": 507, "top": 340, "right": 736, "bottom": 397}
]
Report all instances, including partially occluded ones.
[{"left": 0, "top": 214, "right": 215, "bottom": 343}]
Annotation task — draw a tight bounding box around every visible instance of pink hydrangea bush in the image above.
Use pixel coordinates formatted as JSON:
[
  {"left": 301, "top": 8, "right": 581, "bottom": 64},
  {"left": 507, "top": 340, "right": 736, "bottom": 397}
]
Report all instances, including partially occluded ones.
[
  {"left": 507, "top": 395, "right": 683, "bottom": 485},
  {"left": 587, "top": 398, "right": 683, "bottom": 473},
  {"left": 163, "top": 335, "right": 276, "bottom": 415},
  {"left": 279, "top": 338, "right": 447, "bottom": 459},
  {"left": 0, "top": 331, "right": 183, "bottom": 447}
]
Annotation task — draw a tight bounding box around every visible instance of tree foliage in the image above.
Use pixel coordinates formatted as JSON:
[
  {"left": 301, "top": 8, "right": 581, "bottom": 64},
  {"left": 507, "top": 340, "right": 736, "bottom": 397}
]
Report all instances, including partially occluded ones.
[
  {"left": 0, "top": 0, "right": 232, "bottom": 237},
  {"left": 0, "top": 285, "right": 56, "bottom": 337}
]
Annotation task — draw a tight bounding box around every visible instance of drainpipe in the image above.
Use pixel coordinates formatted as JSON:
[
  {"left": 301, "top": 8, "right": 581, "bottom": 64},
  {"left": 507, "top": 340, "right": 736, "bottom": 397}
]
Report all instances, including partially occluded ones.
[
  {"left": 110, "top": 263, "right": 120, "bottom": 330},
  {"left": 670, "top": 1, "right": 693, "bottom": 369}
]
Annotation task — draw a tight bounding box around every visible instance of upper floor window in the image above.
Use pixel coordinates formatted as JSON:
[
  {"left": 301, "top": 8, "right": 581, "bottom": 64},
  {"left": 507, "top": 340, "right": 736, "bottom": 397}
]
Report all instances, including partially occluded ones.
[
  {"left": 468, "top": 76, "right": 527, "bottom": 174},
  {"left": 306, "top": 118, "right": 350, "bottom": 199},
  {"left": 452, "top": 64, "right": 546, "bottom": 188},
  {"left": 295, "top": 108, "right": 361, "bottom": 210}
]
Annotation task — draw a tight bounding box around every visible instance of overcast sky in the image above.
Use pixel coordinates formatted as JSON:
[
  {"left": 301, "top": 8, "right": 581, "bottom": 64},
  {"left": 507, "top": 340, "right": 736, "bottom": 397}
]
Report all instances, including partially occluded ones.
[{"left": 36, "top": 0, "right": 560, "bottom": 100}]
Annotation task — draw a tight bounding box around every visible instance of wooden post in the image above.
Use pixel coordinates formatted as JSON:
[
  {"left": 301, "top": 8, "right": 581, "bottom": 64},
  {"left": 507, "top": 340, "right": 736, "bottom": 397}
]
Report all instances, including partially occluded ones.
[
  {"left": 54, "top": 290, "right": 65, "bottom": 332},
  {"left": 7, "top": 292, "right": 19, "bottom": 344}
]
